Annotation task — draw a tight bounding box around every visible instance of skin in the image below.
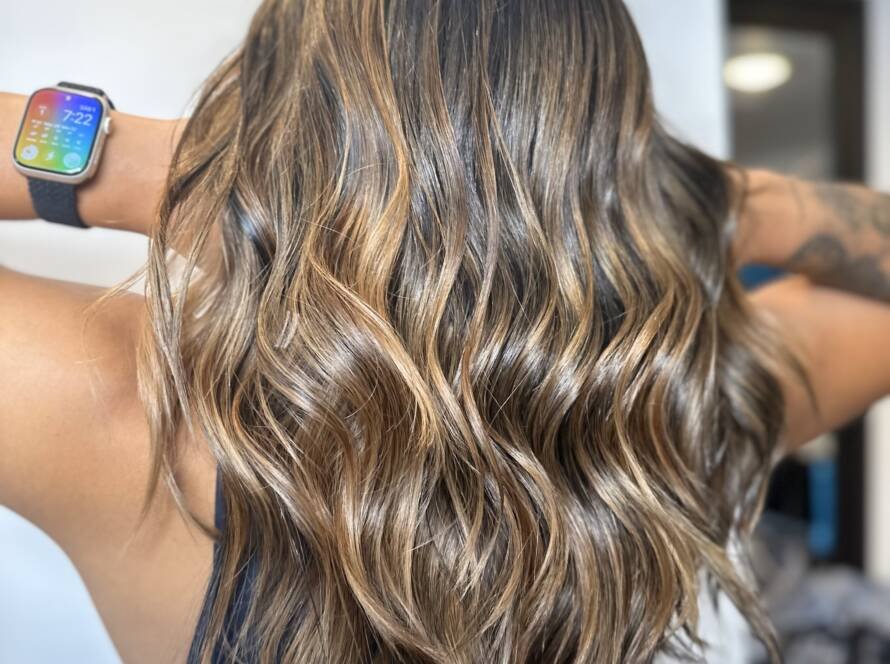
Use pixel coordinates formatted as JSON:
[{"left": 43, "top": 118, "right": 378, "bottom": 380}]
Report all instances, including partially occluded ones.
[
  {"left": 729, "top": 168, "right": 890, "bottom": 449},
  {"left": 0, "top": 92, "right": 210, "bottom": 664},
  {"left": 732, "top": 168, "right": 890, "bottom": 303},
  {"left": 0, "top": 90, "right": 888, "bottom": 661}
]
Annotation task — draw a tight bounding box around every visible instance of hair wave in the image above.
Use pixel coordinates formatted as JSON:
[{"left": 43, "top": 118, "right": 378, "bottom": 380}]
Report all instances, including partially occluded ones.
[{"left": 120, "top": 1, "right": 808, "bottom": 661}]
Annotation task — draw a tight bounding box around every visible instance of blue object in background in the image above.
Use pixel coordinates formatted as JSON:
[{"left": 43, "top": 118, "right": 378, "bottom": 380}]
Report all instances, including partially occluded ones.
[
  {"left": 738, "top": 264, "right": 785, "bottom": 290},
  {"left": 808, "top": 459, "right": 839, "bottom": 558}
]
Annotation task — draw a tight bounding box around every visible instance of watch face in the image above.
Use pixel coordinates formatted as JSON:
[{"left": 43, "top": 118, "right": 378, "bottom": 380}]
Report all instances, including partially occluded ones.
[{"left": 12, "top": 88, "right": 105, "bottom": 177}]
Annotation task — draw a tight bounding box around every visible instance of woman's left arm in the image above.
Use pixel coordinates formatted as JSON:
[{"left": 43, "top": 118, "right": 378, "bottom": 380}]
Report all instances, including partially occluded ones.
[
  {"left": 731, "top": 167, "right": 890, "bottom": 303},
  {"left": 0, "top": 91, "right": 182, "bottom": 235}
]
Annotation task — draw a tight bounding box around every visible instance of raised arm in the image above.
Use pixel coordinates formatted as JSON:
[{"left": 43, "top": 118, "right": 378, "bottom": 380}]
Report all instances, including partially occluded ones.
[
  {"left": 729, "top": 167, "right": 890, "bottom": 453},
  {"left": 732, "top": 167, "right": 890, "bottom": 303},
  {"left": 747, "top": 274, "right": 890, "bottom": 453},
  {"left": 0, "top": 91, "right": 181, "bottom": 234}
]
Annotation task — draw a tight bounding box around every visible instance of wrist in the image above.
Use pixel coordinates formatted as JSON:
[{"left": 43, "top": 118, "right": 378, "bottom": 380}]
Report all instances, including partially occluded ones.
[
  {"left": 731, "top": 168, "right": 804, "bottom": 269},
  {"left": 728, "top": 167, "right": 760, "bottom": 269},
  {"left": 77, "top": 110, "right": 183, "bottom": 235},
  {"left": 4, "top": 89, "right": 182, "bottom": 235}
]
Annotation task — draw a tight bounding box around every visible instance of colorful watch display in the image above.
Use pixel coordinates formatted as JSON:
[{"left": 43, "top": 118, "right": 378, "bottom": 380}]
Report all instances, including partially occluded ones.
[{"left": 13, "top": 87, "right": 106, "bottom": 177}]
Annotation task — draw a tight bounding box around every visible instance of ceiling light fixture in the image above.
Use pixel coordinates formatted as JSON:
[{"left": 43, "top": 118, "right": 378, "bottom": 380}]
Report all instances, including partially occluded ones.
[{"left": 724, "top": 53, "right": 793, "bottom": 94}]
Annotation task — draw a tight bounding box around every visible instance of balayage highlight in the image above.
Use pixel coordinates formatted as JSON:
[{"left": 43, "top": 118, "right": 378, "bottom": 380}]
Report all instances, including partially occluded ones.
[{"left": 121, "top": 0, "right": 810, "bottom": 661}]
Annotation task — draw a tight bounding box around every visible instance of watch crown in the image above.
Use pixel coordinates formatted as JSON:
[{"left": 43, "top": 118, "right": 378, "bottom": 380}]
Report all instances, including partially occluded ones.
[{"left": 103, "top": 116, "right": 112, "bottom": 135}]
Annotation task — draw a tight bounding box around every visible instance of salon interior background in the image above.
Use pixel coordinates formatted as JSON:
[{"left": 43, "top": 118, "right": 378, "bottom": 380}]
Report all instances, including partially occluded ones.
[{"left": 0, "top": 0, "right": 888, "bottom": 661}]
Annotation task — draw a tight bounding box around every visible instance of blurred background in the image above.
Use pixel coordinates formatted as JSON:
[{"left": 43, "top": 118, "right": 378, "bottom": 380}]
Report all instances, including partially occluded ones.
[{"left": 0, "top": 0, "right": 888, "bottom": 662}]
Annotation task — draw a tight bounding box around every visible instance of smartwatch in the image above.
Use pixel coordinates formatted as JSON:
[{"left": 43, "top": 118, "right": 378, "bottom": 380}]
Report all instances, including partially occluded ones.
[{"left": 11, "top": 82, "right": 115, "bottom": 229}]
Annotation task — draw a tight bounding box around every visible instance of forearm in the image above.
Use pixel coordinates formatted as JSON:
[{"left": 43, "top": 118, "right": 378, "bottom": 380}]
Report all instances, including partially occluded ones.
[
  {"left": 747, "top": 273, "right": 890, "bottom": 454},
  {"left": 0, "top": 91, "right": 182, "bottom": 235},
  {"left": 733, "top": 168, "right": 890, "bottom": 303}
]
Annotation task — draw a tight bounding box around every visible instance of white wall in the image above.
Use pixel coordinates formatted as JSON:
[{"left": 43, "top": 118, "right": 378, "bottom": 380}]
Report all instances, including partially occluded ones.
[
  {"left": 626, "top": 0, "right": 730, "bottom": 158},
  {"left": 864, "top": 0, "right": 890, "bottom": 583},
  {"left": 0, "top": 1, "right": 261, "bottom": 661},
  {"left": 0, "top": 0, "right": 736, "bottom": 661}
]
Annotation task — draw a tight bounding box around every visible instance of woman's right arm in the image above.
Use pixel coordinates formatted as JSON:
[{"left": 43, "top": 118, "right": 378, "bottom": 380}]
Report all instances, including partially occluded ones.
[
  {"left": 730, "top": 168, "right": 890, "bottom": 454},
  {"left": 746, "top": 274, "right": 890, "bottom": 453},
  {"left": 731, "top": 167, "right": 890, "bottom": 453}
]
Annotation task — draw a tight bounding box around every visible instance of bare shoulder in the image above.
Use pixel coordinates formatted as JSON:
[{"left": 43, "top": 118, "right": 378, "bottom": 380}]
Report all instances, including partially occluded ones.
[{"left": 0, "top": 265, "right": 216, "bottom": 663}]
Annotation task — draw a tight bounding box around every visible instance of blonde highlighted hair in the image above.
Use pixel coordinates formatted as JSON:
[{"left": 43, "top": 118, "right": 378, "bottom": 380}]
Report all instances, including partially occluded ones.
[{"left": 102, "top": 0, "right": 810, "bottom": 661}]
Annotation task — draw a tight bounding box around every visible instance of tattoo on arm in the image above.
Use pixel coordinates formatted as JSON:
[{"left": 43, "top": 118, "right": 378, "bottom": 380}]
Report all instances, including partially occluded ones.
[
  {"left": 812, "top": 182, "right": 866, "bottom": 230},
  {"left": 811, "top": 181, "right": 890, "bottom": 238},
  {"left": 872, "top": 193, "right": 890, "bottom": 237},
  {"left": 780, "top": 180, "right": 890, "bottom": 302},
  {"left": 784, "top": 234, "right": 890, "bottom": 303}
]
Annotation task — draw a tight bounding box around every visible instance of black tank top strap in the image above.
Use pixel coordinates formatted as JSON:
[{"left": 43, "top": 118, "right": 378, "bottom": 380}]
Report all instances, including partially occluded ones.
[
  {"left": 213, "top": 463, "right": 225, "bottom": 532},
  {"left": 186, "top": 465, "right": 225, "bottom": 663},
  {"left": 188, "top": 464, "right": 267, "bottom": 662}
]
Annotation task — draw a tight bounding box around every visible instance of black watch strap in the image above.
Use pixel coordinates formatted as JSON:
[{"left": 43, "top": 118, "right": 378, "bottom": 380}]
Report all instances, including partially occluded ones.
[
  {"left": 25, "top": 82, "right": 114, "bottom": 229},
  {"left": 27, "top": 178, "right": 88, "bottom": 228}
]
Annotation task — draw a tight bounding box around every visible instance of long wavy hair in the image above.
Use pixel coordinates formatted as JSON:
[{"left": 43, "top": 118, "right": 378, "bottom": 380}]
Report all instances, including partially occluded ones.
[{"left": 111, "top": 0, "right": 812, "bottom": 661}]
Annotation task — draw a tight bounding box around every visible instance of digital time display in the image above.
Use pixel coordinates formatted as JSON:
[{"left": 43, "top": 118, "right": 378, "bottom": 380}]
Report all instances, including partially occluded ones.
[{"left": 12, "top": 88, "right": 104, "bottom": 176}]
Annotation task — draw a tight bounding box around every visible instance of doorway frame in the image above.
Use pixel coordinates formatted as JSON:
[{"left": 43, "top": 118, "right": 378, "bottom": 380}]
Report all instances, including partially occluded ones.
[{"left": 728, "top": 0, "right": 867, "bottom": 569}]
